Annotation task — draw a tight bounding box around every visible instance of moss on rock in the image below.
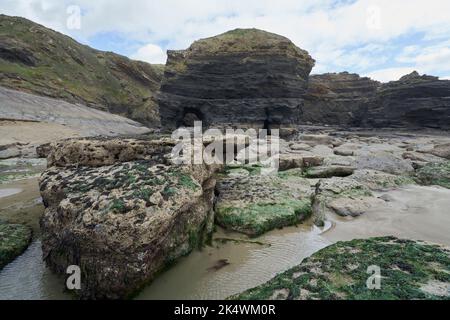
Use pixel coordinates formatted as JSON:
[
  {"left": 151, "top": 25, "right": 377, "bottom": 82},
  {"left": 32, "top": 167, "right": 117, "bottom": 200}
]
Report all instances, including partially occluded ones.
[
  {"left": 231, "top": 237, "right": 450, "bottom": 300},
  {"left": 216, "top": 198, "right": 312, "bottom": 237},
  {"left": 415, "top": 161, "right": 450, "bottom": 189},
  {"left": 215, "top": 168, "right": 313, "bottom": 237},
  {"left": 0, "top": 223, "right": 32, "bottom": 270}
]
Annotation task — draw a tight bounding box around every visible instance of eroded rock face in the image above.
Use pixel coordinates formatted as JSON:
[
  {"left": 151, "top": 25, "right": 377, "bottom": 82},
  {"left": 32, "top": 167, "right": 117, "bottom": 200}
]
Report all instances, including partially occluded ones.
[
  {"left": 302, "top": 72, "right": 380, "bottom": 126},
  {"left": 46, "top": 137, "right": 175, "bottom": 167},
  {"left": 363, "top": 72, "right": 450, "bottom": 130},
  {"left": 158, "top": 28, "right": 315, "bottom": 130},
  {"left": 301, "top": 71, "right": 450, "bottom": 130},
  {"left": 39, "top": 138, "right": 219, "bottom": 299}
]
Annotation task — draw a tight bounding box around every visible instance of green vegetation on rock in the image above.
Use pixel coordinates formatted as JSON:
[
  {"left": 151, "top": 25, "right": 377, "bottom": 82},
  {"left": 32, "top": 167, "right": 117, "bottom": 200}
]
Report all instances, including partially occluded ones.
[
  {"left": 189, "top": 28, "right": 313, "bottom": 60},
  {"left": 0, "top": 14, "right": 163, "bottom": 126},
  {"left": 231, "top": 237, "right": 450, "bottom": 300},
  {"left": 216, "top": 198, "right": 312, "bottom": 237},
  {"left": 0, "top": 223, "right": 32, "bottom": 270},
  {"left": 415, "top": 161, "right": 450, "bottom": 189}
]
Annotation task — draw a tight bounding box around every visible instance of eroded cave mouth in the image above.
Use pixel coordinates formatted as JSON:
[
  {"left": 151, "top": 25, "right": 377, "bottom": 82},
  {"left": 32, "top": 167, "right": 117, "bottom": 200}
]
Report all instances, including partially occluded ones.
[{"left": 177, "top": 108, "right": 204, "bottom": 128}]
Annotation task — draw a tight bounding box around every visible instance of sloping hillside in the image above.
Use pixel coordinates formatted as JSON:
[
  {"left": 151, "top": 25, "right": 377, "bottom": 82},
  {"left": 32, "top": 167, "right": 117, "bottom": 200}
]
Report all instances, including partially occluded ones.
[{"left": 0, "top": 14, "right": 164, "bottom": 126}]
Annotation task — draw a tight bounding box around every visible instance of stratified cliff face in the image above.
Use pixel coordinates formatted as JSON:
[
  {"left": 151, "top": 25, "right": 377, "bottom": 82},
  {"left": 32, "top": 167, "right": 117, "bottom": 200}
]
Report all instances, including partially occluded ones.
[
  {"left": 0, "top": 15, "right": 164, "bottom": 126},
  {"left": 362, "top": 71, "right": 450, "bottom": 129},
  {"left": 301, "top": 72, "right": 380, "bottom": 126},
  {"left": 301, "top": 71, "right": 450, "bottom": 130},
  {"left": 158, "top": 28, "right": 315, "bottom": 130}
]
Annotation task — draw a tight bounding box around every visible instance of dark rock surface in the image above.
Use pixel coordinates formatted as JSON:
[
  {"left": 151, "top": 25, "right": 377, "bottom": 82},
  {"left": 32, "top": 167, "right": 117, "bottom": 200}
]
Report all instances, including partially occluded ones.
[
  {"left": 301, "top": 72, "right": 380, "bottom": 126},
  {"left": 362, "top": 71, "right": 450, "bottom": 130},
  {"left": 301, "top": 71, "right": 450, "bottom": 130},
  {"left": 158, "top": 28, "right": 315, "bottom": 130}
]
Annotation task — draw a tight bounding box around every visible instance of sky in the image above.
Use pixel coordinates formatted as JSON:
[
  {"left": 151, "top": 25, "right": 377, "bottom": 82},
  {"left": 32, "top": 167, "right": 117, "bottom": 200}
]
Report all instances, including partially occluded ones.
[{"left": 1, "top": 0, "right": 450, "bottom": 82}]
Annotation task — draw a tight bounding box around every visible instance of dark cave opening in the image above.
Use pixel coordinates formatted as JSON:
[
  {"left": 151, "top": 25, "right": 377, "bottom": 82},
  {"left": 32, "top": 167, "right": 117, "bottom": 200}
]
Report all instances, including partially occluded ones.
[{"left": 177, "top": 108, "right": 205, "bottom": 128}]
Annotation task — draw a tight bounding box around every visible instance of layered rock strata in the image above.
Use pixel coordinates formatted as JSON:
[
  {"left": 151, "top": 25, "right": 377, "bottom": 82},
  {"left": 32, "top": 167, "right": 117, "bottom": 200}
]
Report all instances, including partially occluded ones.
[
  {"left": 158, "top": 29, "right": 315, "bottom": 130},
  {"left": 301, "top": 72, "right": 380, "bottom": 126},
  {"left": 302, "top": 71, "right": 450, "bottom": 130},
  {"left": 362, "top": 72, "right": 450, "bottom": 129}
]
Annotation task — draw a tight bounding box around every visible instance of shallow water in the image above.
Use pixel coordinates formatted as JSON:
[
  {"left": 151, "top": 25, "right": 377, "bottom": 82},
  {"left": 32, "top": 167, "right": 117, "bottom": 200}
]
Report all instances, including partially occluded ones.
[
  {"left": 137, "top": 225, "right": 331, "bottom": 300},
  {"left": 1, "top": 182, "right": 449, "bottom": 300},
  {"left": 0, "top": 188, "right": 22, "bottom": 199},
  {"left": 325, "top": 185, "right": 450, "bottom": 246},
  {"left": 0, "top": 241, "right": 69, "bottom": 300}
]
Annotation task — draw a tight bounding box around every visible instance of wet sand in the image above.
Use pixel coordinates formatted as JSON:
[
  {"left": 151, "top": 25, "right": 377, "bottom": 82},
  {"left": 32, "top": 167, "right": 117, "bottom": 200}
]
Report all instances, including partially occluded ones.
[
  {"left": 0, "top": 188, "right": 22, "bottom": 199},
  {"left": 325, "top": 185, "right": 450, "bottom": 246},
  {"left": 0, "top": 120, "right": 80, "bottom": 147},
  {"left": 0, "top": 178, "right": 44, "bottom": 234}
]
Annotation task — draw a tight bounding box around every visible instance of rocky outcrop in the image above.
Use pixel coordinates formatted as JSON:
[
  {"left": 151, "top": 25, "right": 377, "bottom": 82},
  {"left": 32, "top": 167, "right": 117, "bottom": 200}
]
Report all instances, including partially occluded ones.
[
  {"left": 415, "top": 161, "right": 450, "bottom": 189},
  {"left": 0, "top": 223, "right": 32, "bottom": 270},
  {"left": 39, "top": 137, "right": 220, "bottom": 299},
  {"left": 301, "top": 71, "right": 450, "bottom": 130},
  {"left": 362, "top": 72, "right": 450, "bottom": 129},
  {"left": 231, "top": 237, "right": 450, "bottom": 300},
  {"left": 45, "top": 137, "right": 175, "bottom": 167},
  {"left": 158, "top": 28, "right": 315, "bottom": 130},
  {"left": 215, "top": 166, "right": 312, "bottom": 236},
  {"left": 0, "top": 15, "right": 164, "bottom": 126},
  {"left": 301, "top": 72, "right": 380, "bottom": 126}
]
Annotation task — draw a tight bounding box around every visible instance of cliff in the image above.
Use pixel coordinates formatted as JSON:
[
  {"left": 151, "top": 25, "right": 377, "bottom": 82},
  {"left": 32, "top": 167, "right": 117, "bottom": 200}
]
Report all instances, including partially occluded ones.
[
  {"left": 362, "top": 71, "right": 450, "bottom": 129},
  {"left": 302, "top": 72, "right": 380, "bottom": 126},
  {"left": 158, "top": 28, "right": 315, "bottom": 130},
  {"left": 0, "top": 14, "right": 164, "bottom": 127}
]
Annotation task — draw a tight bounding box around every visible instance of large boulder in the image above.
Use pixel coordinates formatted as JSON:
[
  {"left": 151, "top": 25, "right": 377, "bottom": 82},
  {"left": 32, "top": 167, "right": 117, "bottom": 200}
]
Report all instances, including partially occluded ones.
[
  {"left": 215, "top": 167, "right": 313, "bottom": 236},
  {"left": 158, "top": 28, "right": 315, "bottom": 130},
  {"left": 311, "top": 177, "right": 374, "bottom": 224},
  {"left": 39, "top": 138, "right": 219, "bottom": 299}
]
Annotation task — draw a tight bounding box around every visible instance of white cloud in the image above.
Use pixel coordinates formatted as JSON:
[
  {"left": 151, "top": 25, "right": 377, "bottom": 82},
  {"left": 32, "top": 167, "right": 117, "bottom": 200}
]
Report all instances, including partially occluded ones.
[
  {"left": 396, "top": 42, "right": 450, "bottom": 75},
  {"left": 130, "top": 44, "right": 167, "bottom": 64},
  {"left": 365, "top": 67, "right": 417, "bottom": 83},
  {"left": 2, "top": 0, "right": 450, "bottom": 76}
]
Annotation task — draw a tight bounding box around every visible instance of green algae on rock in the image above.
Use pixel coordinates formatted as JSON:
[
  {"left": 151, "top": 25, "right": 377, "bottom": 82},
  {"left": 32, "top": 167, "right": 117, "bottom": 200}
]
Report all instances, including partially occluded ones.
[
  {"left": 350, "top": 169, "right": 416, "bottom": 191},
  {"left": 231, "top": 237, "right": 450, "bottom": 300},
  {"left": 415, "top": 161, "right": 450, "bottom": 189},
  {"left": 0, "top": 223, "right": 32, "bottom": 270},
  {"left": 39, "top": 138, "right": 220, "bottom": 299},
  {"left": 215, "top": 170, "right": 312, "bottom": 237}
]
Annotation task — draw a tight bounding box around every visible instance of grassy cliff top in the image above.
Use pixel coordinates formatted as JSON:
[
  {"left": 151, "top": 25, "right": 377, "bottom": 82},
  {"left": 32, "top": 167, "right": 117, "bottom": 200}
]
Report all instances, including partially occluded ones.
[
  {"left": 0, "top": 14, "right": 164, "bottom": 126},
  {"left": 187, "top": 28, "right": 314, "bottom": 62}
]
